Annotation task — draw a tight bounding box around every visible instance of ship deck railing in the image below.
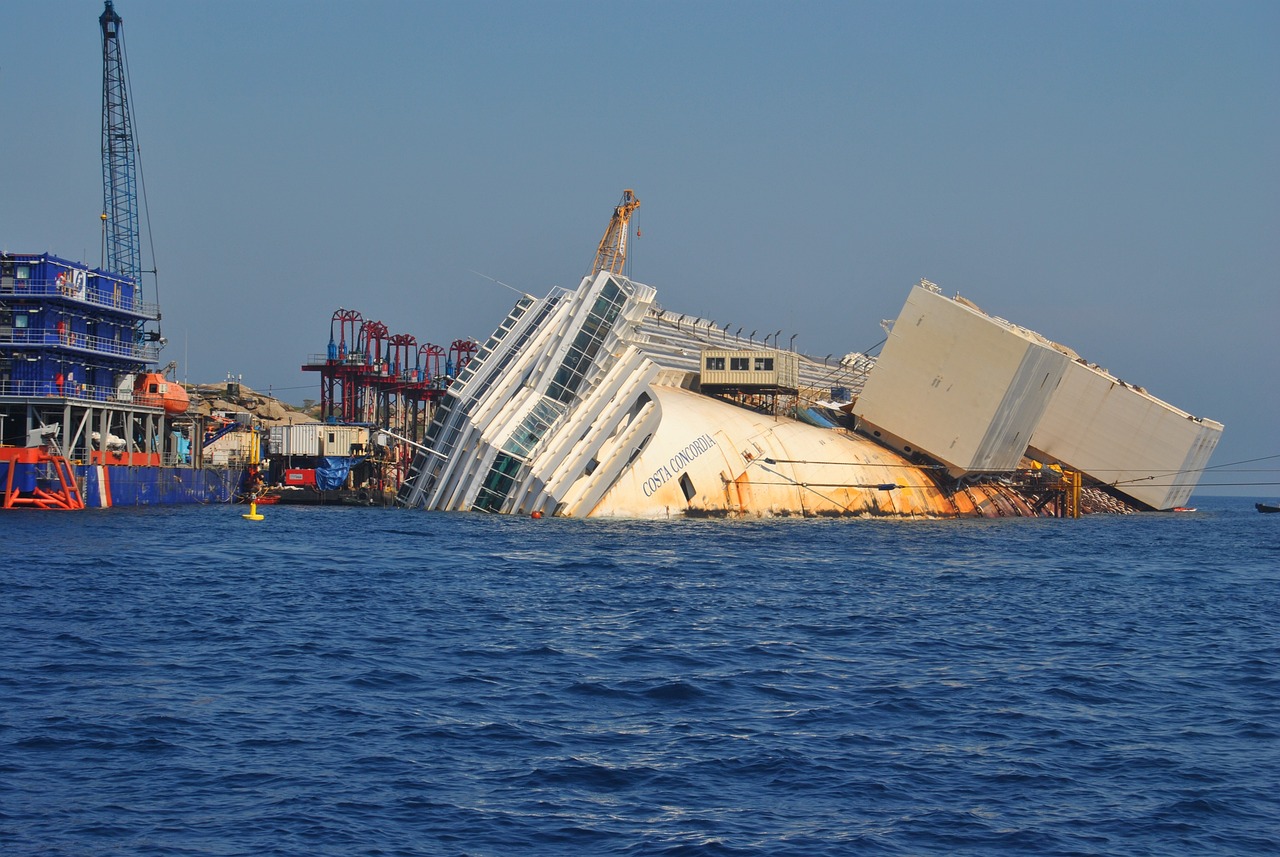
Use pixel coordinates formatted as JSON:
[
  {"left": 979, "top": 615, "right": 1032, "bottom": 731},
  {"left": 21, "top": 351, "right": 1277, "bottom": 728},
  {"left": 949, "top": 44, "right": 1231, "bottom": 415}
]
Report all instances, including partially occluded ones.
[
  {"left": 635, "top": 309, "right": 872, "bottom": 398},
  {"left": 303, "top": 352, "right": 370, "bottom": 366},
  {"left": 0, "top": 380, "right": 174, "bottom": 410},
  {"left": 0, "top": 278, "right": 159, "bottom": 319},
  {"left": 0, "top": 329, "right": 161, "bottom": 363}
]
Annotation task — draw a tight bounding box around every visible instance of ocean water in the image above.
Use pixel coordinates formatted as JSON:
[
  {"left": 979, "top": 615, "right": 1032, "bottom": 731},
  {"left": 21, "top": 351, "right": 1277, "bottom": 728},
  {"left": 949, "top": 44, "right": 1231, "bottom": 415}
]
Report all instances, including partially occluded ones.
[{"left": 2, "top": 498, "right": 1277, "bottom": 856}]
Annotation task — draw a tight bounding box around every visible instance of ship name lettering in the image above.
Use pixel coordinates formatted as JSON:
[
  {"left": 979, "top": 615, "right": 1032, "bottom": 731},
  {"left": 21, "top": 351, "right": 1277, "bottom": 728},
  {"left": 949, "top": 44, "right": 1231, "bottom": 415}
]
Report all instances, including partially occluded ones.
[
  {"left": 641, "top": 464, "right": 673, "bottom": 497},
  {"left": 641, "top": 434, "right": 717, "bottom": 496}
]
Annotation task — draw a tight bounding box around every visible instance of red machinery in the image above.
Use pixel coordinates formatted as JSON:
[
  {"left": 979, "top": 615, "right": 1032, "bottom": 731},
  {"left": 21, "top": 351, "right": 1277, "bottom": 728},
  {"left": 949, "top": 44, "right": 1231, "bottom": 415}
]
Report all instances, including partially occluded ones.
[
  {"left": 419, "top": 343, "right": 445, "bottom": 385},
  {"left": 362, "top": 320, "right": 389, "bottom": 369},
  {"left": 331, "top": 308, "right": 362, "bottom": 361},
  {"left": 387, "top": 333, "right": 417, "bottom": 381},
  {"left": 449, "top": 339, "right": 478, "bottom": 377},
  {"left": 304, "top": 311, "right": 464, "bottom": 438}
]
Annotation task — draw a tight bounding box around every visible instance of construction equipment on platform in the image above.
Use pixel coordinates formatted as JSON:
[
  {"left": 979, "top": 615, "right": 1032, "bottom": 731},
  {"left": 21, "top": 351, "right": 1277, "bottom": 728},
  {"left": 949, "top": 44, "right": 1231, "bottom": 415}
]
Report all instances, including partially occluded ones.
[{"left": 589, "top": 189, "right": 640, "bottom": 277}]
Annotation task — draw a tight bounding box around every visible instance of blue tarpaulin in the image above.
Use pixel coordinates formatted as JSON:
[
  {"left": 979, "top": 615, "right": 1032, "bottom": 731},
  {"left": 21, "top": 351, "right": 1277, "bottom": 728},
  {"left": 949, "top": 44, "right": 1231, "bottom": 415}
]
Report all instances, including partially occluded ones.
[
  {"left": 797, "top": 407, "right": 839, "bottom": 429},
  {"left": 315, "top": 456, "right": 364, "bottom": 490}
]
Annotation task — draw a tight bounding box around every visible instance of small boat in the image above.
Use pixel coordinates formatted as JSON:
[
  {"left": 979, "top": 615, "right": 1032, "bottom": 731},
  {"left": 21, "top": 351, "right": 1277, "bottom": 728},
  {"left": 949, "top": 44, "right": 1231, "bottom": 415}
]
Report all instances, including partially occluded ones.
[
  {"left": 1171, "top": 506, "right": 1196, "bottom": 513},
  {"left": 1257, "top": 502, "right": 1280, "bottom": 514}
]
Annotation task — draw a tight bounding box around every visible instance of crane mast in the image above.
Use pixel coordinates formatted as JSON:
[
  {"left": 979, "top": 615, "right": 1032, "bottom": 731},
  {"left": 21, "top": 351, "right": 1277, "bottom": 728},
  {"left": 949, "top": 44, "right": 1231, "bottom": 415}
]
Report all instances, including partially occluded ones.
[
  {"left": 589, "top": 189, "right": 640, "bottom": 277},
  {"left": 100, "top": 0, "right": 140, "bottom": 287}
]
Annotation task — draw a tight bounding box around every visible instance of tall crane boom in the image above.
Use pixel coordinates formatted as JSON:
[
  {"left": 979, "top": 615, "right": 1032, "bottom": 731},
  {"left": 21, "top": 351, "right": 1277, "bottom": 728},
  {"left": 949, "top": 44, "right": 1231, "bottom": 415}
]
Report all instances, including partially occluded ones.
[
  {"left": 589, "top": 189, "right": 640, "bottom": 278},
  {"left": 100, "top": 0, "right": 140, "bottom": 286}
]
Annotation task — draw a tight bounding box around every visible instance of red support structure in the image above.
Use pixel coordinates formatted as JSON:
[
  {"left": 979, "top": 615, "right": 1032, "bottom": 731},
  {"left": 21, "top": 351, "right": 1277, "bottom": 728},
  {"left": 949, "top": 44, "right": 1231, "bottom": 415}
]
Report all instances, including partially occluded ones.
[
  {"left": 301, "top": 309, "right": 472, "bottom": 494},
  {"left": 419, "top": 343, "right": 445, "bottom": 383},
  {"left": 362, "top": 320, "right": 388, "bottom": 368},
  {"left": 449, "top": 339, "right": 478, "bottom": 377},
  {"left": 1, "top": 447, "right": 85, "bottom": 510},
  {"left": 317, "top": 309, "right": 364, "bottom": 422},
  {"left": 331, "top": 309, "right": 362, "bottom": 361},
  {"left": 387, "top": 333, "right": 417, "bottom": 381},
  {"left": 352, "top": 320, "right": 388, "bottom": 423}
]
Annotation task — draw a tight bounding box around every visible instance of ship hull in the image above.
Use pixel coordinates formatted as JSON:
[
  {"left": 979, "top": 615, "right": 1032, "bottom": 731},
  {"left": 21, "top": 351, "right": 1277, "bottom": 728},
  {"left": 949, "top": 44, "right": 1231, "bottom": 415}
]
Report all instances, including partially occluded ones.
[
  {"left": 397, "top": 271, "right": 1217, "bottom": 519},
  {"left": 77, "top": 464, "right": 244, "bottom": 508},
  {"left": 588, "top": 386, "right": 1033, "bottom": 518}
]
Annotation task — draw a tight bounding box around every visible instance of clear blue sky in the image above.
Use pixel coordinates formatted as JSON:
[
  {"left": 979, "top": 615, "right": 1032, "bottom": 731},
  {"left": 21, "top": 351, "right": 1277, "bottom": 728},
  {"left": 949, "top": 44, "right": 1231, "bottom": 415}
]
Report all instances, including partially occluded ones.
[{"left": 4, "top": 1, "right": 1277, "bottom": 494}]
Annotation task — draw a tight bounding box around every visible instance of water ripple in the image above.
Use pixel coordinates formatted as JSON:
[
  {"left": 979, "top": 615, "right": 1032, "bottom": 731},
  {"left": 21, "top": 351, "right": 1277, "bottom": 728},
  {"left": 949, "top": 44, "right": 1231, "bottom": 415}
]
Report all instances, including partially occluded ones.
[{"left": 2, "top": 500, "right": 1277, "bottom": 856}]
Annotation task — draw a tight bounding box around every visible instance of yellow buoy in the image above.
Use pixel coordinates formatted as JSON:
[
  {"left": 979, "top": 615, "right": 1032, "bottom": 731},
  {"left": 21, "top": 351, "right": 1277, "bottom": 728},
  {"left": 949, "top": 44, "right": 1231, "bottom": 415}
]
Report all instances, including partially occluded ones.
[{"left": 242, "top": 500, "right": 264, "bottom": 522}]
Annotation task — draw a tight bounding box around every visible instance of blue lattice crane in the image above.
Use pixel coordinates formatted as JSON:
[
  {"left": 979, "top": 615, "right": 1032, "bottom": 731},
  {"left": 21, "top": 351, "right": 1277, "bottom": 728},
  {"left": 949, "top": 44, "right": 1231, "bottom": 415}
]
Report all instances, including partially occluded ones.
[
  {"left": 100, "top": 1, "right": 164, "bottom": 348},
  {"left": 100, "top": 1, "right": 140, "bottom": 288}
]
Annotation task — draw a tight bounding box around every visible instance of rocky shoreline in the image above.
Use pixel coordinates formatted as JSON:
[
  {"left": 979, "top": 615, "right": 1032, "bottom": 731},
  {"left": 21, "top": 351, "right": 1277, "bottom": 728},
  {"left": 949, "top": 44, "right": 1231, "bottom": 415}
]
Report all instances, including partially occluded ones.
[{"left": 187, "top": 381, "right": 318, "bottom": 427}]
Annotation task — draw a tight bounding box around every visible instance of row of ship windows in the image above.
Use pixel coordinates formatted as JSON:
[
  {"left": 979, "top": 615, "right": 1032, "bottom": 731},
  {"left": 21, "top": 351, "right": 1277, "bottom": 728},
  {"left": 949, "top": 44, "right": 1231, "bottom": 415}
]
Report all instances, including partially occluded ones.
[
  {"left": 406, "top": 298, "right": 550, "bottom": 505},
  {"left": 475, "top": 281, "right": 629, "bottom": 511},
  {"left": 546, "top": 293, "right": 626, "bottom": 404}
]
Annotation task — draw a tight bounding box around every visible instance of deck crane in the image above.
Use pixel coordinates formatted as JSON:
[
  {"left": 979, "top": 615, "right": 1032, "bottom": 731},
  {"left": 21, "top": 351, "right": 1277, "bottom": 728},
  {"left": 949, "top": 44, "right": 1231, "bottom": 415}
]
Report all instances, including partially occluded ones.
[
  {"left": 100, "top": 2, "right": 163, "bottom": 344},
  {"left": 99, "top": 1, "right": 165, "bottom": 347},
  {"left": 100, "top": 1, "right": 140, "bottom": 288},
  {"left": 589, "top": 189, "right": 640, "bottom": 277}
]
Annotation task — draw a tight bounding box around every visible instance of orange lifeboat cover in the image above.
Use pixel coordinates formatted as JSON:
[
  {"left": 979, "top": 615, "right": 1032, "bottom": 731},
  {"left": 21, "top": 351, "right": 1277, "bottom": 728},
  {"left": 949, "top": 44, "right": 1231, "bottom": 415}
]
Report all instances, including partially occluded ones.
[{"left": 134, "top": 373, "right": 190, "bottom": 415}]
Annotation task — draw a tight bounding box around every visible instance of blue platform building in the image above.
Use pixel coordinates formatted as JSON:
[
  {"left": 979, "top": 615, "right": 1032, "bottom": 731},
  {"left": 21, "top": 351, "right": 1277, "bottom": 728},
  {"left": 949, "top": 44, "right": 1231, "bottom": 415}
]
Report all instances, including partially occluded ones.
[{"left": 1, "top": 252, "right": 157, "bottom": 405}]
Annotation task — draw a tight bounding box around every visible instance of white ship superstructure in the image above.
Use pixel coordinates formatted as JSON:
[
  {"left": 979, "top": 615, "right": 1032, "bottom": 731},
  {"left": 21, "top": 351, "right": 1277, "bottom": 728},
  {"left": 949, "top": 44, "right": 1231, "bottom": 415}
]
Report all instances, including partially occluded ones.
[{"left": 398, "top": 273, "right": 662, "bottom": 515}]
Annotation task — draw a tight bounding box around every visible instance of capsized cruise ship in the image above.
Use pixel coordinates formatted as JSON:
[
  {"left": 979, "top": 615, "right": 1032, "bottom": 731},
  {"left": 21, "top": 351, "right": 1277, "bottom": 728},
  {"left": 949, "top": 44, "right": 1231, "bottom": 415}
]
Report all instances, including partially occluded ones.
[{"left": 396, "top": 271, "right": 1222, "bottom": 518}]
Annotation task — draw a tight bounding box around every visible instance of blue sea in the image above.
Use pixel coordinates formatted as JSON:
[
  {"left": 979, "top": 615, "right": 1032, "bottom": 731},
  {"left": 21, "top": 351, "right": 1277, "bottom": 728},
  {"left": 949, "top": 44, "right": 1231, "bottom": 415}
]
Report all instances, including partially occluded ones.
[{"left": 2, "top": 498, "right": 1277, "bottom": 856}]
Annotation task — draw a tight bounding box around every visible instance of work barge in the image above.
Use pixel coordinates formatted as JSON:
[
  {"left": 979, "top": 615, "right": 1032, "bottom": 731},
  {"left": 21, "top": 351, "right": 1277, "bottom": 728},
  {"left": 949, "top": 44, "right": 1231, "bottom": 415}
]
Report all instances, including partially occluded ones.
[
  {"left": 2, "top": 3, "right": 248, "bottom": 509},
  {"left": 394, "top": 193, "right": 1222, "bottom": 519},
  {"left": 0, "top": 253, "right": 241, "bottom": 508}
]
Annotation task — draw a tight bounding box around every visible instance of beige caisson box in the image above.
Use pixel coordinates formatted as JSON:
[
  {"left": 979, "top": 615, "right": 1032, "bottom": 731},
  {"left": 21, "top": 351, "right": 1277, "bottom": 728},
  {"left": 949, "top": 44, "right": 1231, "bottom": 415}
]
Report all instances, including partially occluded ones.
[
  {"left": 855, "top": 281, "right": 1223, "bottom": 509},
  {"left": 854, "top": 282, "right": 1068, "bottom": 476}
]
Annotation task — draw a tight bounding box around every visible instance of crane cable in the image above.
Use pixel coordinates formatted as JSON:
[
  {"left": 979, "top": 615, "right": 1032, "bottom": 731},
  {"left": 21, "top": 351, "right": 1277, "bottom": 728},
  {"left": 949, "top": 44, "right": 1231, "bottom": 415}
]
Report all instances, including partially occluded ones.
[
  {"left": 119, "top": 24, "right": 163, "bottom": 343},
  {"left": 1107, "top": 452, "right": 1280, "bottom": 488}
]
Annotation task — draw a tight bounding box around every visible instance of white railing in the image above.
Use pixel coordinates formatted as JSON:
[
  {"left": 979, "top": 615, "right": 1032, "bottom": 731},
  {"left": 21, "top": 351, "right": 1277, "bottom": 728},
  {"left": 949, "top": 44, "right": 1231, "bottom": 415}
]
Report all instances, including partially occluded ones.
[
  {"left": 0, "top": 379, "right": 168, "bottom": 408},
  {"left": 0, "top": 278, "right": 159, "bottom": 317},
  {"left": 0, "top": 329, "right": 160, "bottom": 362}
]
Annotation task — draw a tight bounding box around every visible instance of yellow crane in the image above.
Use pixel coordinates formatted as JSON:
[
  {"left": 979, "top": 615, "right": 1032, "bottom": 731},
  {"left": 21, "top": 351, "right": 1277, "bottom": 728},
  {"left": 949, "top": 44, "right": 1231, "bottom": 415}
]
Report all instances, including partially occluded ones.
[{"left": 589, "top": 189, "right": 640, "bottom": 277}]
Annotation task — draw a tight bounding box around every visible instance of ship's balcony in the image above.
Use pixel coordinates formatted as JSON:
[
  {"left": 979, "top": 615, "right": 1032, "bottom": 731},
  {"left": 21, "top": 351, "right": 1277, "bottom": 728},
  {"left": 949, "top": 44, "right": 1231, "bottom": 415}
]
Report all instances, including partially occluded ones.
[
  {"left": 0, "top": 278, "right": 159, "bottom": 320},
  {"left": 0, "top": 329, "right": 161, "bottom": 363}
]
